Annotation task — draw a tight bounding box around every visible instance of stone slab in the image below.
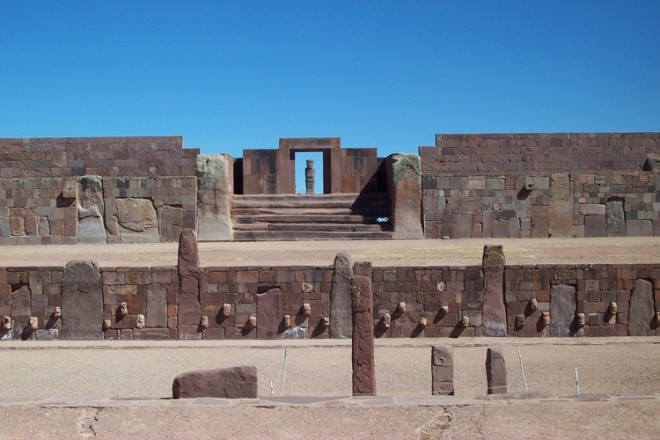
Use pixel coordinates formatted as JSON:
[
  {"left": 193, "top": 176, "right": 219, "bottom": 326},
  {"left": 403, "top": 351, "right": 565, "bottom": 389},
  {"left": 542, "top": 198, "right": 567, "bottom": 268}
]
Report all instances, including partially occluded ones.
[
  {"left": 486, "top": 347, "right": 507, "bottom": 394},
  {"left": 550, "top": 284, "right": 576, "bottom": 337},
  {"left": 61, "top": 260, "right": 103, "bottom": 340},
  {"left": 330, "top": 252, "right": 353, "bottom": 339},
  {"left": 628, "top": 279, "right": 654, "bottom": 336},
  {"left": 172, "top": 366, "right": 257, "bottom": 399},
  {"left": 351, "top": 275, "right": 376, "bottom": 396},
  {"left": 431, "top": 346, "right": 454, "bottom": 396},
  {"left": 257, "top": 288, "right": 283, "bottom": 339},
  {"left": 482, "top": 245, "right": 507, "bottom": 336}
]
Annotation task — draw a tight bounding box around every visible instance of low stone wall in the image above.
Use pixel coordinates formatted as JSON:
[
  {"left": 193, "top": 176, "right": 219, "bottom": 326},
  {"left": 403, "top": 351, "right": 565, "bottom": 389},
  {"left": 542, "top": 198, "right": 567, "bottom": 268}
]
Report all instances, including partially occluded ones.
[
  {"left": 1, "top": 255, "right": 657, "bottom": 341},
  {"left": 422, "top": 171, "right": 659, "bottom": 238}
]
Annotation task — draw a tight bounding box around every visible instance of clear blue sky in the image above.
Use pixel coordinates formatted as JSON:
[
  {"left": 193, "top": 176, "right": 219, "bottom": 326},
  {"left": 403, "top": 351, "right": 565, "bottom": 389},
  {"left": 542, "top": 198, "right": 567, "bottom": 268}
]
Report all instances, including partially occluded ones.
[{"left": 1, "top": 0, "right": 659, "bottom": 159}]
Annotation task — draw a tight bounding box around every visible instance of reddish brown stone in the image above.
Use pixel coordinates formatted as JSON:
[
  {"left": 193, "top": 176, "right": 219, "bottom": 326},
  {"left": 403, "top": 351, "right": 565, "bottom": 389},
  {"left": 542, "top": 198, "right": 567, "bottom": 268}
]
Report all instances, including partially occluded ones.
[
  {"left": 330, "top": 252, "right": 353, "bottom": 339},
  {"left": 177, "top": 228, "right": 201, "bottom": 326},
  {"left": 256, "top": 287, "right": 283, "bottom": 339},
  {"left": 482, "top": 245, "right": 507, "bottom": 336},
  {"left": 351, "top": 275, "right": 376, "bottom": 396},
  {"left": 486, "top": 347, "right": 507, "bottom": 394}
]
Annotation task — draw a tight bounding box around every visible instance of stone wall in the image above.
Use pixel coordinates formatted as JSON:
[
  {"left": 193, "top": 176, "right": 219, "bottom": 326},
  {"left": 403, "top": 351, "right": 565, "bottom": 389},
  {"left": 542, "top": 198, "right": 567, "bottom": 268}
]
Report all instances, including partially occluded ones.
[
  {"left": 0, "top": 137, "right": 198, "bottom": 178},
  {"left": 422, "top": 171, "right": 659, "bottom": 238},
  {"left": 2, "top": 258, "right": 657, "bottom": 340},
  {"left": 420, "top": 132, "right": 659, "bottom": 173}
]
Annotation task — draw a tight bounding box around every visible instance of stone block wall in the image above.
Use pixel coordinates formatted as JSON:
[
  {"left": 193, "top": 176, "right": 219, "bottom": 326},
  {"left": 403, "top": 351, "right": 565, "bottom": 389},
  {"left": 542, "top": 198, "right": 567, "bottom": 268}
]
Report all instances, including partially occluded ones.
[
  {"left": 420, "top": 132, "right": 659, "bottom": 173},
  {"left": 0, "top": 137, "right": 199, "bottom": 178},
  {"left": 422, "top": 171, "right": 659, "bottom": 238},
  {"left": 0, "top": 176, "right": 196, "bottom": 245},
  {"left": 3, "top": 259, "right": 656, "bottom": 340}
]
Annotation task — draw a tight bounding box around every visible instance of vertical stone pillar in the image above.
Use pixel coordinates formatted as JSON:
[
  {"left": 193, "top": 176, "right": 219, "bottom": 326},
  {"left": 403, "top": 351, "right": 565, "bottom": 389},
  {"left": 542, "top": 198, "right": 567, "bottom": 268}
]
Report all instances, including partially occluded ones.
[
  {"left": 77, "top": 175, "right": 106, "bottom": 244},
  {"left": 548, "top": 173, "right": 573, "bottom": 237},
  {"left": 486, "top": 348, "right": 507, "bottom": 394},
  {"left": 305, "top": 159, "right": 315, "bottom": 194},
  {"left": 177, "top": 229, "right": 201, "bottom": 335},
  {"left": 351, "top": 275, "right": 376, "bottom": 396},
  {"left": 61, "top": 261, "right": 103, "bottom": 340},
  {"left": 431, "top": 346, "right": 454, "bottom": 395},
  {"left": 386, "top": 154, "right": 424, "bottom": 239},
  {"left": 628, "top": 279, "right": 654, "bottom": 336},
  {"left": 196, "top": 154, "right": 233, "bottom": 241},
  {"left": 550, "top": 284, "right": 576, "bottom": 337},
  {"left": 482, "top": 245, "right": 507, "bottom": 336},
  {"left": 257, "top": 287, "right": 283, "bottom": 339},
  {"left": 330, "top": 252, "right": 354, "bottom": 339}
]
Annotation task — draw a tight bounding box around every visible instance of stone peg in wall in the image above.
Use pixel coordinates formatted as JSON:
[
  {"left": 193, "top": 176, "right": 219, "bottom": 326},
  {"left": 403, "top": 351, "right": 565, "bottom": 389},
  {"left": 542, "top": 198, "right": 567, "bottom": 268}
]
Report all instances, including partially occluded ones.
[
  {"left": 654, "top": 311, "right": 660, "bottom": 328},
  {"left": 541, "top": 312, "right": 550, "bottom": 327},
  {"left": 283, "top": 315, "right": 292, "bottom": 329},
  {"left": 221, "top": 303, "right": 231, "bottom": 317},
  {"left": 117, "top": 302, "right": 128, "bottom": 319},
  {"left": 199, "top": 316, "right": 209, "bottom": 330},
  {"left": 136, "top": 314, "right": 145, "bottom": 329},
  {"left": 528, "top": 298, "right": 538, "bottom": 314},
  {"left": 3, "top": 316, "right": 12, "bottom": 330},
  {"left": 379, "top": 312, "right": 392, "bottom": 329},
  {"left": 515, "top": 314, "right": 526, "bottom": 328},
  {"left": 319, "top": 317, "right": 329, "bottom": 328},
  {"left": 418, "top": 316, "right": 428, "bottom": 327},
  {"left": 576, "top": 312, "right": 586, "bottom": 327},
  {"left": 248, "top": 314, "right": 257, "bottom": 328},
  {"left": 439, "top": 305, "right": 449, "bottom": 316},
  {"left": 394, "top": 301, "right": 406, "bottom": 318},
  {"left": 301, "top": 303, "right": 312, "bottom": 317},
  {"left": 608, "top": 302, "right": 618, "bottom": 315},
  {"left": 461, "top": 316, "right": 470, "bottom": 327},
  {"left": 103, "top": 319, "right": 112, "bottom": 331},
  {"left": 29, "top": 317, "right": 39, "bottom": 331},
  {"left": 52, "top": 307, "right": 62, "bottom": 320}
]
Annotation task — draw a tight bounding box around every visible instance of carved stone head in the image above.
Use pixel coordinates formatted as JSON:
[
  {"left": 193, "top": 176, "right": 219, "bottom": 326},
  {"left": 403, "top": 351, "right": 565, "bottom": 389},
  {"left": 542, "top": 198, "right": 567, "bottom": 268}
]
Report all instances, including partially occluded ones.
[
  {"left": 576, "top": 312, "right": 586, "bottom": 327},
  {"left": 221, "top": 303, "right": 231, "bottom": 317},
  {"left": 136, "top": 314, "right": 145, "bottom": 329},
  {"left": 515, "top": 314, "right": 526, "bottom": 328},
  {"left": 380, "top": 312, "right": 391, "bottom": 328},
  {"left": 117, "top": 302, "right": 128, "bottom": 318},
  {"left": 3, "top": 316, "right": 11, "bottom": 330},
  {"left": 283, "top": 314, "right": 292, "bottom": 329},
  {"left": 320, "top": 316, "right": 329, "bottom": 327},
  {"left": 529, "top": 298, "right": 538, "bottom": 313},
  {"left": 541, "top": 312, "right": 550, "bottom": 327},
  {"left": 52, "top": 307, "right": 62, "bottom": 319},
  {"left": 418, "top": 316, "right": 428, "bottom": 327},
  {"left": 29, "top": 316, "right": 39, "bottom": 331},
  {"left": 103, "top": 319, "right": 112, "bottom": 331},
  {"left": 461, "top": 315, "right": 470, "bottom": 327},
  {"left": 199, "top": 316, "right": 209, "bottom": 330},
  {"left": 440, "top": 305, "right": 449, "bottom": 316},
  {"left": 248, "top": 314, "right": 257, "bottom": 327},
  {"left": 396, "top": 301, "right": 406, "bottom": 314},
  {"left": 608, "top": 302, "right": 618, "bottom": 315},
  {"left": 301, "top": 303, "right": 312, "bottom": 317}
]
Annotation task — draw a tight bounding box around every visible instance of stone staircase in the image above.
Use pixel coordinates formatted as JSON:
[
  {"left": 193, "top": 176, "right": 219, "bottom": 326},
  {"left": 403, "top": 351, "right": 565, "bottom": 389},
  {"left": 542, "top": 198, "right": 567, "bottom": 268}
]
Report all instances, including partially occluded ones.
[{"left": 231, "top": 193, "right": 393, "bottom": 241}]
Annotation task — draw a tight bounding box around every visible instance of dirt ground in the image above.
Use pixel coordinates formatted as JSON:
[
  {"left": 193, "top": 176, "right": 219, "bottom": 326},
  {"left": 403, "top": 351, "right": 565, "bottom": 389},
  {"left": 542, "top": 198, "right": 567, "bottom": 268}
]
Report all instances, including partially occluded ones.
[{"left": 0, "top": 236, "right": 659, "bottom": 267}]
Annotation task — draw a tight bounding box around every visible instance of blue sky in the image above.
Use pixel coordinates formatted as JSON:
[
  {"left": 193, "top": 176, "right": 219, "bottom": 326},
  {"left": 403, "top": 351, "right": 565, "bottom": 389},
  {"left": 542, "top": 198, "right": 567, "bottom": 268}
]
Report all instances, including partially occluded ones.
[{"left": 1, "top": 0, "right": 659, "bottom": 160}]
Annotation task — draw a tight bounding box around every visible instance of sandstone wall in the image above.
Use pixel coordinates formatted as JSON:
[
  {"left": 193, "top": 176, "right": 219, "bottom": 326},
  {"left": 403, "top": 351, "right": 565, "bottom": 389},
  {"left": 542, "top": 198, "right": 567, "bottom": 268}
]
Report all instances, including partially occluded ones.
[{"left": 1, "top": 261, "right": 657, "bottom": 340}]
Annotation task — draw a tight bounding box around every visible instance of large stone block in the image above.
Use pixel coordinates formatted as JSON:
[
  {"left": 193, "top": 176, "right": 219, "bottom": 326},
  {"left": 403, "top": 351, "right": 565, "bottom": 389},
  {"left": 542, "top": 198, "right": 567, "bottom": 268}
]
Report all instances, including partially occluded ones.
[
  {"left": 256, "top": 288, "right": 283, "bottom": 339},
  {"left": 172, "top": 366, "right": 257, "bottom": 399},
  {"left": 550, "top": 284, "right": 576, "bottom": 337},
  {"left": 387, "top": 154, "right": 424, "bottom": 239},
  {"left": 431, "top": 346, "right": 454, "bottom": 395},
  {"left": 77, "top": 175, "right": 106, "bottom": 244},
  {"left": 482, "top": 245, "right": 507, "bottom": 336},
  {"left": 628, "top": 279, "right": 654, "bottom": 336},
  {"left": 116, "top": 198, "right": 159, "bottom": 243},
  {"left": 606, "top": 199, "right": 627, "bottom": 237},
  {"left": 196, "top": 154, "right": 233, "bottom": 241},
  {"left": 61, "top": 261, "right": 103, "bottom": 340},
  {"left": 146, "top": 283, "right": 168, "bottom": 328},
  {"left": 548, "top": 173, "right": 573, "bottom": 237},
  {"left": 351, "top": 275, "right": 376, "bottom": 396},
  {"left": 486, "top": 348, "right": 507, "bottom": 394},
  {"left": 330, "top": 252, "right": 354, "bottom": 339},
  {"left": 178, "top": 229, "right": 201, "bottom": 326}
]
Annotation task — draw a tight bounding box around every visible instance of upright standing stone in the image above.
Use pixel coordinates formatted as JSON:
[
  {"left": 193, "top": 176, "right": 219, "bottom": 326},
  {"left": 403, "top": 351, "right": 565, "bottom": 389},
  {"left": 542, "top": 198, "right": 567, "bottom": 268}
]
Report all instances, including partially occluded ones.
[
  {"left": 77, "top": 175, "right": 106, "bottom": 244},
  {"left": 178, "top": 229, "right": 201, "bottom": 327},
  {"left": 305, "top": 159, "right": 315, "bottom": 194},
  {"left": 482, "top": 245, "right": 507, "bottom": 336},
  {"left": 61, "top": 261, "right": 103, "bottom": 340},
  {"left": 431, "top": 346, "right": 454, "bottom": 395},
  {"left": 146, "top": 283, "right": 168, "bottom": 328},
  {"left": 606, "top": 200, "right": 627, "bottom": 237},
  {"left": 351, "top": 275, "right": 376, "bottom": 396},
  {"left": 486, "top": 348, "right": 507, "bottom": 394},
  {"left": 628, "top": 279, "right": 654, "bottom": 336},
  {"left": 10, "top": 285, "right": 31, "bottom": 340},
  {"left": 548, "top": 173, "right": 573, "bottom": 237},
  {"left": 196, "top": 154, "right": 234, "bottom": 241},
  {"left": 257, "top": 288, "right": 283, "bottom": 339},
  {"left": 550, "top": 284, "right": 576, "bottom": 337},
  {"left": 387, "top": 154, "right": 424, "bottom": 239},
  {"left": 330, "top": 252, "right": 354, "bottom": 339}
]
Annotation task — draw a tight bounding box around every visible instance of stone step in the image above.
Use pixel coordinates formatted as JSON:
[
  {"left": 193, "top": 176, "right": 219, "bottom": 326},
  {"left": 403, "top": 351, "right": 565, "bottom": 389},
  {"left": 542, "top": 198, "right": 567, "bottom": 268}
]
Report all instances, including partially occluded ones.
[
  {"left": 232, "top": 214, "right": 388, "bottom": 225},
  {"left": 232, "top": 230, "right": 394, "bottom": 241},
  {"left": 233, "top": 222, "right": 390, "bottom": 232},
  {"left": 232, "top": 193, "right": 390, "bottom": 210}
]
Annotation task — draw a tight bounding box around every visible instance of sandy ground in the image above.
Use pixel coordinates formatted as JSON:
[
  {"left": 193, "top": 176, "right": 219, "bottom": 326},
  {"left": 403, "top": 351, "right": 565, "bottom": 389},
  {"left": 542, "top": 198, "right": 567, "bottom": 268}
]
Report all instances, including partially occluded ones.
[
  {"left": 0, "top": 338, "right": 659, "bottom": 439},
  {"left": 0, "top": 236, "right": 659, "bottom": 267}
]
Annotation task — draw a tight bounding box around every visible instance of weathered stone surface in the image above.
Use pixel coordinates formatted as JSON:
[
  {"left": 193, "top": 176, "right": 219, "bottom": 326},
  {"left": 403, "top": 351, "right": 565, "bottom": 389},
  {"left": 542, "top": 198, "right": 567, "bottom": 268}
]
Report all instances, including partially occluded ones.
[
  {"left": 550, "top": 284, "right": 576, "bottom": 337},
  {"left": 61, "top": 260, "right": 103, "bottom": 340},
  {"left": 628, "top": 279, "right": 654, "bottom": 336},
  {"left": 351, "top": 275, "right": 376, "bottom": 396},
  {"left": 178, "top": 229, "right": 201, "bottom": 326},
  {"left": 116, "top": 198, "right": 159, "bottom": 243},
  {"left": 387, "top": 154, "right": 424, "bottom": 239},
  {"left": 146, "top": 284, "right": 168, "bottom": 328},
  {"left": 196, "top": 154, "right": 233, "bottom": 241},
  {"left": 257, "top": 288, "right": 283, "bottom": 339},
  {"left": 431, "top": 346, "right": 454, "bottom": 395},
  {"left": 549, "top": 173, "right": 573, "bottom": 237},
  {"left": 172, "top": 366, "right": 257, "bottom": 399},
  {"left": 158, "top": 205, "right": 184, "bottom": 242},
  {"left": 486, "top": 348, "right": 507, "bottom": 394},
  {"left": 482, "top": 245, "right": 507, "bottom": 336},
  {"left": 10, "top": 285, "right": 32, "bottom": 340},
  {"left": 329, "top": 252, "right": 354, "bottom": 339},
  {"left": 78, "top": 175, "right": 106, "bottom": 244},
  {"left": 606, "top": 200, "right": 627, "bottom": 237}
]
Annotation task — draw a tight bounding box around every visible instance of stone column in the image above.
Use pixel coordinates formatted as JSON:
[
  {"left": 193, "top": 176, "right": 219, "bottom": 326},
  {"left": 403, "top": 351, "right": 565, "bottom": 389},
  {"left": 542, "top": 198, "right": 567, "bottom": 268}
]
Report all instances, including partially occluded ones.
[
  {"left": 61, "top": 260, "right": 103, "bottom": 340},
  {"left": 486, "top": 348, "right": 507, "bottom": 394},
  {"left": 177, "top": 228, "right": 202, "bottom": 338},
  {"left": 431, "top": 346, "right": 454, "bottom": 395},
  {"left": 550, "top": 284, "right": 576, "bottom": 337},
  {"left": 196, "top": 154, "right": 233, "bottom": 241},
  {"left": 386, "top": 154, "right": 424, "bottom": 239},
  {"left": 257, "top": 287, "right": 283, "bottom": 339},
  {"left": 351, "top": 275, "right": 376, "bottom": 396},
  {"left": 330, "top": 252, "right": 354, "bottom": 339},
  {"left": 482, "top": 245, "right": 507, "bottom": 336},
  {"left": 305, "top": 159, "right": 315, "bottom": 194},
  {"left": 628, "top": 279, "right": 654, "bottom": 336}
]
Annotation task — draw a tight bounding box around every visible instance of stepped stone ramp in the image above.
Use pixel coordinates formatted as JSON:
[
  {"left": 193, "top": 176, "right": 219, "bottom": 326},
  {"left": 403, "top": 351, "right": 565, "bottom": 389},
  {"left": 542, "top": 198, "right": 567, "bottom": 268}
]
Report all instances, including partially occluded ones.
[{"left": 231, "top": 193, "right": 392, "bottom": 241}]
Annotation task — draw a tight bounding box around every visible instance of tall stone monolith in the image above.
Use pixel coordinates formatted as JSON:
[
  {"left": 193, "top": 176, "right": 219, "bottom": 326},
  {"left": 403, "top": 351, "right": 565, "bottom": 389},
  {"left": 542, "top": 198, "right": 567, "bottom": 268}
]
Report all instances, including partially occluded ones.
[
  {"left": 550, "top": 284, "right": 576, "bottom": 337},
  {"left": 628, "top": 279, "right": 654, "bottom": 336},
  {"left": 387, "top": 154, "right": 423, "bottom": 239},
  {"left": 486, "top": 348, "right": 507, "bottom": 394},
  {"left": 61, "top": 260, "right": 103, "bottom": 340},
  {"left": 431, "top": 346, "right": 454, "bottom": 395},
  {"left": 178, "top": 229, "right": 201, "bottom": 329},
  {"left": 482, "top": 245, "right": 507, "bottom": 336},
  {"left": 330, "top": 252, "right": 354, "bottom": 339},
  {"left": 196, "top": 154, "right": 233, "bottom": 241},
  {"left": 351, "top": 275, "right": 376, "bottom": 396}
]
